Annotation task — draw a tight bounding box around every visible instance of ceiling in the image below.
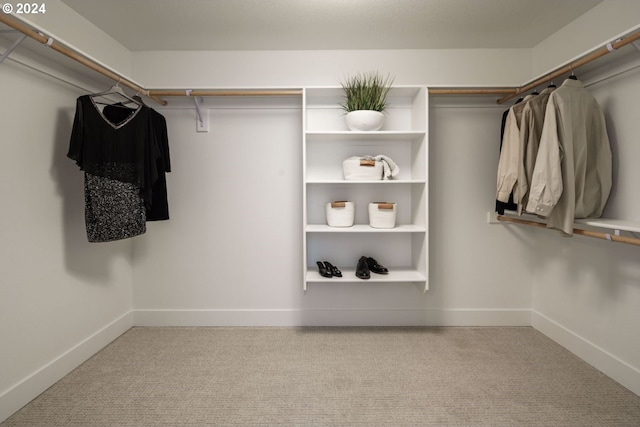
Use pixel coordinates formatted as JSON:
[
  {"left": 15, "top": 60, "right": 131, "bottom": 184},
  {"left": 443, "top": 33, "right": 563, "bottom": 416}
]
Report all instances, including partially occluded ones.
[{"left": 59, "top": 0, "right": 603, "bottom": 51}]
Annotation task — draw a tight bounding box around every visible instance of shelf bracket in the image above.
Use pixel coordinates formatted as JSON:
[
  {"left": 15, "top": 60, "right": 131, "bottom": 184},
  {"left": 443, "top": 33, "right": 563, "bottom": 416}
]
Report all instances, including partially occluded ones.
[
  {"left": 186, "top": 90, "right": 209, "bottom": 132},
  {"left": 632, "top": 40, "right": 640, "bottom": 53},
  {"left": 487, "top": 211, "right": 502, "bottom": 224},
  {"left": 0, "top": 33, "right": 27, "bottom": 66},
  {"left": 604, "top": 229, "right": 621, "bottom": 242}
]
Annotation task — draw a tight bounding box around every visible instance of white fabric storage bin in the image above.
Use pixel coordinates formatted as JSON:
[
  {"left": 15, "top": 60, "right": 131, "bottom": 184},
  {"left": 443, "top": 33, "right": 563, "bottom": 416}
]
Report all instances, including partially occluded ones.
[
  {"left": 325, "top": 201, "right": 355, "bottom": 227},
  {"left": 342, "top": 156, "right": 383, "bottom": 180},
  {"left": 368, "top": 202, "right": 397, "bottom": 228}
]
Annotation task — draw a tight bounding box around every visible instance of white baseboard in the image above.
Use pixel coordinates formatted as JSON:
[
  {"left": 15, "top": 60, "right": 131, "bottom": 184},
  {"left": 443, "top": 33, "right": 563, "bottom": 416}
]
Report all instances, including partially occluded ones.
[
  {"left": 532, "top": 310, "right": 640, "bottom": 396},
  {"left": 133, "top": 308, "right": 532, "bottom": 327},
  {"left": 0, "top": 311, "right": 134, "bottom": 423}
]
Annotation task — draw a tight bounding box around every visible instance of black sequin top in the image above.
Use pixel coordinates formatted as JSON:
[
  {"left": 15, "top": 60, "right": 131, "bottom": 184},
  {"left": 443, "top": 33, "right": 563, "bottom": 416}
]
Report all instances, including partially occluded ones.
[{"left": 67, "top": 95, "right": 159, "bottom": 242}]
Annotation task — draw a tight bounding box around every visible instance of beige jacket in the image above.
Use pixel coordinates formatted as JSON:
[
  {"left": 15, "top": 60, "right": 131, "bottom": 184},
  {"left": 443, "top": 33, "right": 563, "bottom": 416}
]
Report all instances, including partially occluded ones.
[
  {"left": 525, "top": 79, "right": 612, "bottom": 235},
  {"left": 516, "top": 87, "right": 555, "bottom": 214},
  {"left": 496, "top": 94, "right": 536, "bottom": 203}
]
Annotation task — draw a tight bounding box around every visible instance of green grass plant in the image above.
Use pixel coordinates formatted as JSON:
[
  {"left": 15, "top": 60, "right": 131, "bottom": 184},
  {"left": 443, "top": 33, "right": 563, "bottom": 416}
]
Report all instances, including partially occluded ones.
[{"left": 340, "top": 72, "right": 394, "bottom": 112}]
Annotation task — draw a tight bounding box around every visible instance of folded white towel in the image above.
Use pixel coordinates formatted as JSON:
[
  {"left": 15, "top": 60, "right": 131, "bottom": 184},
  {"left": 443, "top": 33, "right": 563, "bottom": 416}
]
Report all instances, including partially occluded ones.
[{"left": 362, "top": 155, "right": 400, "bottom": 180}]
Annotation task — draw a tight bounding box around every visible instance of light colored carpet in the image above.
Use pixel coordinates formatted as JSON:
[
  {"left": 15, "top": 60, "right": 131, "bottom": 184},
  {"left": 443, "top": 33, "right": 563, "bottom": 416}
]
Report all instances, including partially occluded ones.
[{"left": 3, "top": 327, "right": 640, "bottom": 426}]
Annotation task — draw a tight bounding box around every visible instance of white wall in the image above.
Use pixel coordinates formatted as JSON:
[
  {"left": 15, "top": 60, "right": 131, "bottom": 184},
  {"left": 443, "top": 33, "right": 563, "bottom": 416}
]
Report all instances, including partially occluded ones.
[
  {"left": 530, "top": 53, "right": 640, "bottom": 395},
  {"left": 0, "top": 44, "right": 134, "bottom": 422},
  {"left": 134, "top": 48, "right": 530, "bottom": 88},
  {"left": 129, "top": 42, "right": 538, "bottom": 329},
  {"left": 428, "top": 96, "right": 533, "bottom": 324},
  {"left": 132, "top": 99, "right": 308, "bottom": 325},
  {"left": 131, "top": 95, "right": 532, "bottom": 327}
]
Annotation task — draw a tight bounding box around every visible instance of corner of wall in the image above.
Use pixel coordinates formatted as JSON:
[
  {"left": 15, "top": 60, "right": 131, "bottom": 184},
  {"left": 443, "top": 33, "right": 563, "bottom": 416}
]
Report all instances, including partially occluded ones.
[
  {"left": 14, "top": 0, "right": 134, "bottom": 77},
  {"left": 530, "top": 0, "right": 640, "bottom": 80},
  {"left": 0, "top": 312, "right": 134, "bottom": 423},
  {"left": 532, "top": 310, "right": 640, "bottom": 396}
]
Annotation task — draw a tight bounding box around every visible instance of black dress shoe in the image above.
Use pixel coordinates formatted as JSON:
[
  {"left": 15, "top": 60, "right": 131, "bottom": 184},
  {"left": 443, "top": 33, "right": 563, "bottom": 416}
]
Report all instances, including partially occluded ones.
[
  {"left": 356, "top": 256, "right": 370, "bottom": 280},
  {"left": 317, "top": 261, "right": 332, "bottom": 278},
  {"left": 366, "top": 257, "right": 389, "bottom": 274},
  {"left": 324, "top": 261, "right": 342, "bottom": 277}
]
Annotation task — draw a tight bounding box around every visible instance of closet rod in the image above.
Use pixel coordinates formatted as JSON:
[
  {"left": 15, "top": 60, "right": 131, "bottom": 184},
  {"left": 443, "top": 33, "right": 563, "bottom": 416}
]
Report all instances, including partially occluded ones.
[
  {"left": 0, "top": 13, "right": 168, "bottom": 106},
  {"left": 497, "top": 215, "right": 640, "bottom": 247},
  {"left": 429, "top": 88, "right": 517, "bottom": 95},
  {"left": 3, "top": 11, "right": 637, "bottom": 104},
  {"left": 497, "top": 30, "right": 640, "bottom": 104},
  {"left": 148, "top": 88, "right": 518, "bottom": 97}
]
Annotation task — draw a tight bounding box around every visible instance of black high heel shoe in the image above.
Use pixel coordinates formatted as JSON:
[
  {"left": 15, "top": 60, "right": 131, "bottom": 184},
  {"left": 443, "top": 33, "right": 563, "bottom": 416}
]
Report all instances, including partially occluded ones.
[
  {"left": 324, "top": 261, "right": 342, "bottom": 277},
  {"left": 317, "top": 261, "right": 332, "bottom": 278}
]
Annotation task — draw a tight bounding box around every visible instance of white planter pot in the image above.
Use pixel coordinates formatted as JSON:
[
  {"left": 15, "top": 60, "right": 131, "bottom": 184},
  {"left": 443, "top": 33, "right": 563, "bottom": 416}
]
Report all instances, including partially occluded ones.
[
  {"left": 368, "top": 202, "right": 396, "bottom": 229},
  {"left": 326, "top": 201, "right": 355, "bottom": 227},
  {"left": 345, "top": 110, "right": 384, "bottom": 131}
]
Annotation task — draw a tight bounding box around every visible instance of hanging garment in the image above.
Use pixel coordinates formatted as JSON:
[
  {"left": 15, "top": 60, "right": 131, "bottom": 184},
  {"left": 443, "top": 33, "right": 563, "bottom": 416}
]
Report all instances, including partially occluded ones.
[
  {"left": 146, "top": 109, "right": 171, "bottom": 220},
  {"left": 104, "top": 104, "right": 171, "bottom": 221},
  {"left": 496, "top": 94, "right": 537, "bottom": 204},
  {"left": 495, "top": 98, "right": 522, "bottom": 215},
  {"left": 515, "top": 86, "right": 555, "bottom": 214},
  {"left": 67, "top": 95, "right": 159, "bottom": 242},
  {"left": 526, "top": 78, "right": 612, "bottom": 235}
]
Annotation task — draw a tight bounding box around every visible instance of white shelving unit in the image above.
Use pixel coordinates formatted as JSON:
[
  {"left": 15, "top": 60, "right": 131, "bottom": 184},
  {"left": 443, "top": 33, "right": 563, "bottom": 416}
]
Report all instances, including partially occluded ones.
[{"left": 302, "top": 86, "right": 429, "bottom": 292}]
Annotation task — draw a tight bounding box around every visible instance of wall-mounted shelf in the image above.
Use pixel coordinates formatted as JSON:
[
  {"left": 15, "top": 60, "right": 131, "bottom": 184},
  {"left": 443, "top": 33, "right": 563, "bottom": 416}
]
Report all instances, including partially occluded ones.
[
  {"left": 306, "top": 224, "right": 426, "bottom": 233},
  {"left": 574, "top": 218, "right": 640, "bottom": 234},
  {"left": 306, "top": 180, "right": 425, "bottom": 184},
  {"left": 306, "top": 267, "right": 427, "bottom": 283},
  {"left": 488, "top": 211, "right": 640, "bottom": 246},
  {"left": 302, "top": 86, "right": 429, "bottom": 293},
  {"left": 305, "top": 131, "right": 426, "bottom": 141}
]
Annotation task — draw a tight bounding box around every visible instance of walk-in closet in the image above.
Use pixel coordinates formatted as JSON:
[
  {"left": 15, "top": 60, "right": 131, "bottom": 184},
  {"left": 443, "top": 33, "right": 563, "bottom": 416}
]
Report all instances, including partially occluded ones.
[{"left": 1, "top": 1, "right": 640, "bottom": 425}]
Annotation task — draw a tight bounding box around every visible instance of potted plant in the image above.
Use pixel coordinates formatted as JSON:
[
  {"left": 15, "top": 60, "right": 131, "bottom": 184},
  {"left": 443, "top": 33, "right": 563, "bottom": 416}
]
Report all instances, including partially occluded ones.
[{"left": 340, "top": 71, "right": 394, "bottom": 131}]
